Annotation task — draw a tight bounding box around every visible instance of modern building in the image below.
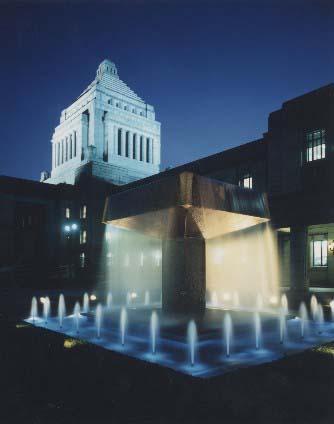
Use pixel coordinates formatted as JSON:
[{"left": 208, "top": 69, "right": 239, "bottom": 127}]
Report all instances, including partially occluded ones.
[
  {"left": 43, "top": 59, "right": 161, "bottom": 186},
  {"left": 1, "top": 62, "right": 333, "bottom": 297}
]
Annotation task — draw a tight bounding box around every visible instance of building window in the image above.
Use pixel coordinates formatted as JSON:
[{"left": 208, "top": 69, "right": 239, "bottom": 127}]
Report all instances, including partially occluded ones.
[
  {"left": 239, "top": 173, "right": 253, "bottom": 189},
  {"left": 140, "top": 137, "right": 143, "bottom": 161},
  {"left": 125, "top": 132, "right": 130, "bottom": 157},
  {"left": 310, "top": 235, "right": 328, "bottom": 267},
  {"left": 306, "top": 129, "right": 326, "bottom": 162},
  {"left": 65, "top": 208, "right": 70, "bottom": 219},
  {"left": 80, "top": 230, "right": 87, "bottom": 244},
  {"left": 80, "top": 252, "right": 85, "bottom": 268},
  {"left": 80, "top": 205, "right": 87, "bottom": 219}
]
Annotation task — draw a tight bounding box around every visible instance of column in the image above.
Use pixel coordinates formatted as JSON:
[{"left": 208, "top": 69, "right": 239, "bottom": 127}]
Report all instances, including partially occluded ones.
[
  {"left": 147, "top": 138, "right": 152, "bottom": 163},
  {"left": 162, "top": 237, "right": 206, "bottom": 313},
  {"left": 128, "top": 130, "right": 133, "bottom": 159},
  {"left": 52, "top": 143, "right": 56, "bottom": 168},
  {"left": 121, "top": 128, "right": 126, "bottom": 156},
  {"left": 150, "top": 138, "right": 154, "bottom": 164},
  {"left": 61, "top": 139, "right": 64, "bottom": 164},
  {"left": 134, "top": 133, "right": 139, "bottom": 160},
  {"left": 141, "top": 136, "right": 147, "bottom": 162},
  {"left": 290, "top": 225, "right": 308, "bottom": 304}
]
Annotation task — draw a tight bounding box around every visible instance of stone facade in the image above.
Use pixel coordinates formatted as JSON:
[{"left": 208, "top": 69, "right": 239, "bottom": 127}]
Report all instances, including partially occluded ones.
[{"left": 44, "top": 59, "right": 161, "bottom": 185}]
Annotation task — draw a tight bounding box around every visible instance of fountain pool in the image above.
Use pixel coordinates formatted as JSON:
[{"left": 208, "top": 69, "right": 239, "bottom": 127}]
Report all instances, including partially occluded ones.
[{"left": 25, "top": 297, "right": 334, "bottom": 379}]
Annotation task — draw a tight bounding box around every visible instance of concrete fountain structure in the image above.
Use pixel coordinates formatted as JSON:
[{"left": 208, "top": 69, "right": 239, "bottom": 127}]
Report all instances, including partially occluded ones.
[
  {"left": 103, "top": 171, "right": 270, "bottom": 313},
  {"left": 25, "top": 171, "right": 334, "bottom": 378}
]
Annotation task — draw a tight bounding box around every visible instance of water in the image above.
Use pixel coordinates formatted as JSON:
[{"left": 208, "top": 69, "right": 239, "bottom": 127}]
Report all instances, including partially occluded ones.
[
  {"left": 144, "top": 290, "right": 150, "bottom": 306},
  {"left": 74, "top": 302, "right": 81, "bottom": 334},
  {"left": 223, "top": 313, "right": 232, "bottom": 357},
  {"left": 299, "top": 302, "right": 308, "bottom": 338},
  {"left": 58, "top": 294, "right": 66, "bottom": 329},
  {"left": 187, "top": 320, "right": 197, "bottom": 366},
  {"left": 316, "top": 304, "right": 324, "bottom": 331},
  {"left": 279, "top": 308, "right": 286, "bottom": 344},
  {"left": 43, "top": 296, "right": 50, "bottom": 325},
  {"left": 281, "top": 294, "right": 288, "bottom": 315},
  {"left": 233, "top": 291, "right": 239, "bottom": 308},
  {"left": 256, "top": 293, "right": 263, "bottom": 311},
  {"left": 150, "top": 310, "right": 159, "bottom": 354},
  {"left": 30, "top": 297, "right": 38, "bottom": 323},
  {"left": 310, "top": 295, "right": 318, "bottom": 321},
  {"left": 211, "top": 291, "right": 218, "bottom": 307},
  {"left": 95, "top": 303, "right": 103, "bottom": 338},
  {"left": 83, "top": 293, "right": 90, "bottom": 313},
  {"left": 330, "top": 300, "right": 334, "bottom": 322},
  {"left": 126, "top": 292, "right": 131, "bottom": 307},
  {"left": 120, "top": 307, "right": 127, "bottom": 346},
  {"left": 254, "top": 312, "right": 261, "bottom": 350},
  {"left": 106, "top": 292, "right": 112, "bottom": 309}
]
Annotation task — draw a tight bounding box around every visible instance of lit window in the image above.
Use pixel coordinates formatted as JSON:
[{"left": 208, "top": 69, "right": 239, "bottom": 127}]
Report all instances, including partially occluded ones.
[
  {"left": 80, "top": 252, "right": 85, "bottom": 268},
  {"left": 306, "top": 129, "right": 326, "bottom": 162},
  {"left": 80, "top": 230, "right": 87, "bottom": 244},
  {"left": 310, "top": 236, "right": 328, "bottom": 267},
  {"left": 65, "top": 208, "right": 70, "bottom": 219},
  {"left": 80, "top": 205, "right": 87, "bottom": 219},
  {"left": 239, "top": 173, "right": 253, "bottom": 189}
]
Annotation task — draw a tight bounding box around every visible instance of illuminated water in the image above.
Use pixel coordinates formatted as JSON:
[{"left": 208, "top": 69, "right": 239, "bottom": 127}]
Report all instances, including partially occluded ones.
[
  {"left": 299, "top": 302, "right": 308, "bottom": 338},
  {"left": 95, "top": 303, "right": 103, "bottom": 339},
  {"left": 30, "top": 297, "right": 38, "bottom": 323},
  {"left": 150, "top": 310, "right": 158, "bottom": 354},
  {"left": 188, "top": 320, "right": 197, "bottom": 366},
  {"left": 26, "top": 297, "right": 334, "bottom": 379},
  {"left": 311, "top": 295, "right": 318, "bottom": 321},
  {"left": 43, "top": 296, "right": 50, "bottom": 325},
  {"left": 74, "top": 302, "right": 80, "bottom": 334},
  {"left": 223, "top": 313, "right": 232, "bottom": 357},
  {"left": 83, "top": 293, "right": 89, "bottom": 313},
  {"left": 120, "top": 307, "right": 127, "bottom": 346},
  {"left": 281, "top": 294, "right": 288, "bottom": 315},
  {"left": 106, "top": 292, "right": 112, "bottom": 309},
  {"left": 145, "top": 290, "right": 150, "bottom": 306},
  {"left": 58, "top": 294, "right": 66, "bottom": 329},
  {"left": 254, "top": 312, "right": 261, "bottom": 350}
]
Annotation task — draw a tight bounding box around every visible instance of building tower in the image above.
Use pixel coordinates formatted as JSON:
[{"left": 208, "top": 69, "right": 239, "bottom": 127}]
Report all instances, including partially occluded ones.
[{"left": 43, "top": 59, "right": 161, "bottom": 185}]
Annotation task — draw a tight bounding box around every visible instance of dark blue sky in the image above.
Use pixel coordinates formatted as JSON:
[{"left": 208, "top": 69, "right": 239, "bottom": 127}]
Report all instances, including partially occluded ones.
[{"left": 1, "top": 0, "right": 333, "bottom": 181}]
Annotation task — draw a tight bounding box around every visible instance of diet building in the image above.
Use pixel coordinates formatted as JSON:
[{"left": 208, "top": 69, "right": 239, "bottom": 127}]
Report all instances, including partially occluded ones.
[{"left": 43, "top": 59, "right": 161, "bottom": 185}]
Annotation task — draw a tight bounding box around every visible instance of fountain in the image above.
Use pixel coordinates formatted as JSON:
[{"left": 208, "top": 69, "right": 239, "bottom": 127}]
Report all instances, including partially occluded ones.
[
  {"left": 126, "top": 292, "right": 131, "bottom": 307},
  {"left": 74, "top": 302, "right": 80, "bottom": 334},
  {"left": 150, "top": 310, "right": 159, "bottom": 354},
  {"left": 95, "top": 303, "right": 103, "bottom": 339},
  {"left": 43, "top": 296, "right": 50, "bottom": 325},
  {"left": 58, "top": 294, "right": 66, "bottom": 329},
  {"left": 254, "top": 312, "right": 261, "bottom": 350},
  {"left": 187, "top": 320, "right": 197, "bottom": 366},
  {"left": 232, "top": 291, "right": 239, "bottom": 308},
  {"left": 120, "top": 307, "right": 127, "bottom": 346},
  {"left": 330, "top": 300, "right": 334, "bottom": 322},
  {"left": 281, "top": 294, "right": 288, "bottom": 315},
  {"left": 83, "top": 293, "right": 89, "bottom": 313},
  {"left": 279, "top": 308, "right": 286, "bottom": 344},
  {"left": 144, "top": 290, "right": 150, "bottom": 306},
  {"left": 106, "top": 292, "right": 112, "bottom": 309},
  {"left": 30, "top": 297, "right": 38, "bottom": 323},
  {"left": 316, "top": 304, "right": 324, "bottom": 333},
  {"left": 223, "top": 313, "right": 232, "bottom": 357},
  {"left": 256, "top": 293, "right": 263, "bottom": 311},
  {"left": 310, "top": 295, "right": 318, "bottom": 320},
  {"left": 299, "top": 301, "right": 308, "bottom": 338},
  {"left": 211, "top": 291, "right": 219, "bottom": 307}
]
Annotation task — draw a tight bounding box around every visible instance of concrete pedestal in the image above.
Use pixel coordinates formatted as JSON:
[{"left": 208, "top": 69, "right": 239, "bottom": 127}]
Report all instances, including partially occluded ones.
[{"left": 162, "top": 237, "right": 206, "bottom": 314}]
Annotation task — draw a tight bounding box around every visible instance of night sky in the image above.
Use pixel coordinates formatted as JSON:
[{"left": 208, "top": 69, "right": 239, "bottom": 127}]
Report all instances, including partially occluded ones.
[{"left": 1, "top": 0, "right": 333, "bottom": 181}]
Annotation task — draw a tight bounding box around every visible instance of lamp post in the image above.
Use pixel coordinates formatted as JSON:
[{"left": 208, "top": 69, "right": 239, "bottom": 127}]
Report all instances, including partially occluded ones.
[{"left": 64, "top": 223, "right": 78, "bottom": 280}]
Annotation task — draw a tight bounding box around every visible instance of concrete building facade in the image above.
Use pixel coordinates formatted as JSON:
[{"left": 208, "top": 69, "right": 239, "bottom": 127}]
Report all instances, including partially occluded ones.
[{"left": 44, "top": 59, "right": 161, "bottom": 186}]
